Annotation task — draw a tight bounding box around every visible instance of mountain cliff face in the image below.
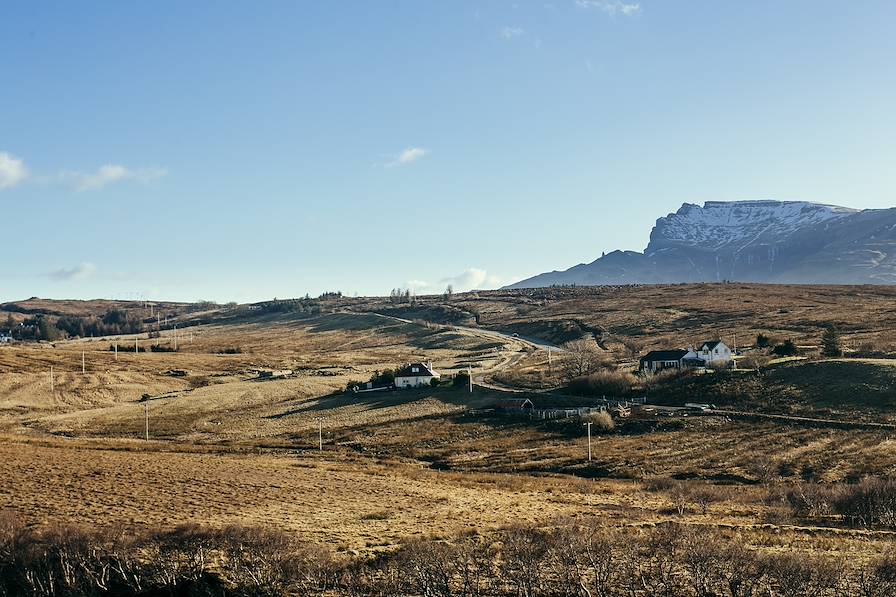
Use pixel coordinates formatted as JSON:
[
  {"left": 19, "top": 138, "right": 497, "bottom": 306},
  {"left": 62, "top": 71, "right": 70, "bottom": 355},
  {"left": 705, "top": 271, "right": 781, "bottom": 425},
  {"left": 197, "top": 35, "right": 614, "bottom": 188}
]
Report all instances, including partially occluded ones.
[{"left": 506, "top": 200, "right": 896, "bottom": 288}]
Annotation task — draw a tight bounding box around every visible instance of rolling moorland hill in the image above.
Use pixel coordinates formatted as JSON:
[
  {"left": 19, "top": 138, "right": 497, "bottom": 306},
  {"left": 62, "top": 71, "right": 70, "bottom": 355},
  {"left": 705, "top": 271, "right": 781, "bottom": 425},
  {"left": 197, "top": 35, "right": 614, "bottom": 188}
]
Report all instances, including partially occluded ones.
[{"left": 507, "top": 200, "right": 896, "bottom": 287}]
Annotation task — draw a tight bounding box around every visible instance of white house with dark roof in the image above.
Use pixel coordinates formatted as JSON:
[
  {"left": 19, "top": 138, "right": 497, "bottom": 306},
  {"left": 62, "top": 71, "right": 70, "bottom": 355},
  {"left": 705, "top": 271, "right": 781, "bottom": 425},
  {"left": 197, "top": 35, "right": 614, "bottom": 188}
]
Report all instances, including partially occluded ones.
[
  {"left": 394, "top": 362, "right": 440, "bottom": 388},
  {"left": 683, "top": 340, "right": 733, "bottom": 367},
  {"left": 639, "top": 349, "right": 689, "bottom": 373}
]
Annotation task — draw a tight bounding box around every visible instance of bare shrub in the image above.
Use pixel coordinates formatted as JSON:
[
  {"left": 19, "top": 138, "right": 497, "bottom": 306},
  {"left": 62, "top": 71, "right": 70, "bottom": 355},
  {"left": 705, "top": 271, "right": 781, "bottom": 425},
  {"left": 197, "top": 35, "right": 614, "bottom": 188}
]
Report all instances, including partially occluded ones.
[
  {"left": 583, "top": 410, "right": 615, "bottom": 432},
  {"left": 783, "top": 482, "right": 838, "bottom": 519},
  {"left": 739, "top": 353, "right": 772, "bottom": 371},
  {"left": 576, "top": 522, "right": 620, "bottom": 597},
  {"left": 498, "top": 525, "right": 552, "bottom": 597},
  {"left": 392, "top": 538, "right": 456, "bottom": 597},
  {"left": 642, "top": 367, "right": 690, "bottom": 391},
  {"left": 833, "top": 478, "right": 896, "bottom": 528},
  {"left": 851, "top": 550, "right": 896, "bottom": 597},
  {"left": 764, "top": 552, "right": 843, "bottom": 597},
  {"left": 643, "top": 476, "right": 679, "bottom": 493},
  {"left": 615, "top": 524, "right": 688, "bottom": 597},
  {"left": 712, "top": 540, "right": 769, "bottom": 597},
  {"left": 560, "top": 339, "right": 605, "bottom": 381},
  {"left": 567, "top": 370, "right": 637, "bottom": 398},
  {"left": 219, "top": 525, "right": 336, "bottom": 596},
  {"left": 450, "top": 533, "right": 496, "bottom": 597}
]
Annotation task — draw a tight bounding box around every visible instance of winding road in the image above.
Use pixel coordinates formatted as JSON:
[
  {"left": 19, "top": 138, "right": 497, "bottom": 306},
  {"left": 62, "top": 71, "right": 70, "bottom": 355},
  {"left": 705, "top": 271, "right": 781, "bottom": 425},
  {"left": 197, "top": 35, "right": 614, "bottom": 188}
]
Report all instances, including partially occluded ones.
[{"left": 361, "top": 311, "right": 565, "bottom": 393}]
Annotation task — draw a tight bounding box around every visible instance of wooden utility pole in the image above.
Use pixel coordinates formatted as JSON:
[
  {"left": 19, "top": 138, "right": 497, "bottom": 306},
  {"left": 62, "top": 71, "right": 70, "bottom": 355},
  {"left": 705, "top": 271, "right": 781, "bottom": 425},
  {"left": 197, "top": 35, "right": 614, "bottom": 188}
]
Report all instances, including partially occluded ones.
[
  {"left": 173, "top": 325, "right": 178, "bottom": 351},
  {"left": 468, "top": 365, "right": 473, "bottom": 393},
  {"left": 584, "top": 421, "right": 593, "bottom": 462},
  {"left": 144, "top": 402, "right": 149, "bottom": 441},
  {"left": 114, "top": 343, "right": 118, "bottom": 360},
  {"left": 50, "top": 366, "right": 54, "bottom": 392},
  {"left": 81, "top": 351, "right": 85, "bottom": 374}
]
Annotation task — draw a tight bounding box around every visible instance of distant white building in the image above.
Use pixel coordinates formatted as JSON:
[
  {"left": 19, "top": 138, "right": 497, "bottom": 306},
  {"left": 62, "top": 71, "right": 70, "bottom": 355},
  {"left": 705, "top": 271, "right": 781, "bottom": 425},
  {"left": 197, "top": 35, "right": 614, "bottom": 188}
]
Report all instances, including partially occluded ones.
[
  {"left": 394, "top": 362, "right": 440, "bottom": 388},
  {"left": 0, "top": 333, "right": 11, "bottom": 344}
]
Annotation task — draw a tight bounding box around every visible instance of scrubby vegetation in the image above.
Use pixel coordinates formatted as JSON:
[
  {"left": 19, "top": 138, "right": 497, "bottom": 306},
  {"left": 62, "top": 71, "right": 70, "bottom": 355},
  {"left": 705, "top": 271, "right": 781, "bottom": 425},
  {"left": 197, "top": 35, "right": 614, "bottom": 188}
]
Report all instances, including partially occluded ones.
[
  {"left": 3, "top": 514, "right": 893, "bottom": 597},
  {"left": 567, "top": 370, "right": 638, "bottom": 398}
]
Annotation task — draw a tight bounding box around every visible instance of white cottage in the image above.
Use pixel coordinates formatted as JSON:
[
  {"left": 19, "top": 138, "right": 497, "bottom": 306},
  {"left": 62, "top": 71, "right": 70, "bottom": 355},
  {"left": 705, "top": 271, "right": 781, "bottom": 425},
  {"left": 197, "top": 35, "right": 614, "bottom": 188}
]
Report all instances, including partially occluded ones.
[
  {"left": 683, "top": 340, "right": 733, "bottom": 367},
  {"left": 0, "top": 333, "right": 11, "bottom": 344},
  {"left": 394, "top": 362, "right": 440, "bottom": 388}
]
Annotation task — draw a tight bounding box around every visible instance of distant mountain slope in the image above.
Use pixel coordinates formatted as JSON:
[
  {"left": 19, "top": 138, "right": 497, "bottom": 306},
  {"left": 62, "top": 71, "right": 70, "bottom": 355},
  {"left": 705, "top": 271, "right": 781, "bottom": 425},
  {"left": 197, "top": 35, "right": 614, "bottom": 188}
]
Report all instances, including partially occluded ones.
[{"left": 507, "top": 200, "right": 896, "bottom": 288}]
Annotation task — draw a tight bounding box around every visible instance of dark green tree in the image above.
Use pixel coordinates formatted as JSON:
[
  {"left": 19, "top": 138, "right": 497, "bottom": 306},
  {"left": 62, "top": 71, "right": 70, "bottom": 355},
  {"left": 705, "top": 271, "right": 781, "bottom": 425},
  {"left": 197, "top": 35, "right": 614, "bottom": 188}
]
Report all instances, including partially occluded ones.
[
  {"left": 36, "top": 316, "right": 60, "bottom": 341},
  {"left": 821, "top": 326, "right": 842, "bottom": 357},
  {"left": 772, "top": 339, "right": 798, "bottom": 357}
]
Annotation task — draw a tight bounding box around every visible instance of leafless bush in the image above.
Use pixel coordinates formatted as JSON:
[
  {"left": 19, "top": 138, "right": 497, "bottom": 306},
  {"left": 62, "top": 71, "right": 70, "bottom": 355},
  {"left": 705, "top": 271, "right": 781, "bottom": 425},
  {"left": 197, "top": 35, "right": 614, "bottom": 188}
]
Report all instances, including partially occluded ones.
[
  {"left": 738, "top": 353, "right": 772, "bottom": 371},
  {"left": 763, "top": 551, "right": 843, "bottom": 597},
  {"left": 833, "top": 478, "right": 896, "bottom": 528},
  {"left": 851, "top": 550, "right": 896, "bottom": 597},
  {"left": 218, "top": 525, "right": 335, "bottom": 596},
  {"left": 497, "top": 525, "right": 552, "bottom": 597},
  {"left": 560, "top": 339, "right": 606, "bottom": 381},
  {"left": 619, "top": 523, "right": 687, "bottom": 597},
  {"left": 645, "top": 478, "right": 724, "bottom": 516},
  {"left": 712, "top": 540, "right": 769, "bottom": 597},
  {"left": 567, "top": 370, "right": 637, "bottom": 398},
  {"left": 583, "top": 410, "right": 615, "bottom": 432},
  {"left": 783, "top": 482, "right": 838, "bottom": 518}
]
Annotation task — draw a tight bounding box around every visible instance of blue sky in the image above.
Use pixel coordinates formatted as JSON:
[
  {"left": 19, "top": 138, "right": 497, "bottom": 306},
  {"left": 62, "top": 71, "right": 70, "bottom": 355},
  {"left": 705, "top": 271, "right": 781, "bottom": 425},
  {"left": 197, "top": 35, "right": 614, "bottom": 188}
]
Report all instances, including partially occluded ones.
[{"left": 2, "top": 1, "right": 894, "bottom": 302}]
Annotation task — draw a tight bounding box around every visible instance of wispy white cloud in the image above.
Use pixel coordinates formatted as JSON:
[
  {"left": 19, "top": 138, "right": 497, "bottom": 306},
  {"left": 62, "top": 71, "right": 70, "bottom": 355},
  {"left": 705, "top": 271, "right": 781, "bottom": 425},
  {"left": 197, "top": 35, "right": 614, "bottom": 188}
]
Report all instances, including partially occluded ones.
[
  {"left": 575, "top": 0, "right": 641, "bottom": 16},
  {"left": 48, "top": 262, "right": 97, "bottom": 282},
  {"left": 405, "top": 268, "right": 504, "bottom": 295},
  {"left": 499, "top": 26, "right": 526, "bottom": 39},
  {"left": 62, "top": 164, "right": 168, "bottom": 191},
  {"left": 0, "top": 152, "right": 28, "bottom": 189},
  {"left": 386, "top": 147, "right": 429, "bottom": 168}
]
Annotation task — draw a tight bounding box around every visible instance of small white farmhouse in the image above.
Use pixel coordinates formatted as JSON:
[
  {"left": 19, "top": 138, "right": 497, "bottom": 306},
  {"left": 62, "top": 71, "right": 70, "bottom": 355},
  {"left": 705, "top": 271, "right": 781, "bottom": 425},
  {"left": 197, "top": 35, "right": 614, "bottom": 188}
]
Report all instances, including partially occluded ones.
[
  {"left": 0, "top": 333, "right": 11, "bottom": 344},
  {"left": 394, "top": 362, "right": 440, "bottom": 388},
  {"left": 684, "top": 340, "right": 733, "bottom": 367}
]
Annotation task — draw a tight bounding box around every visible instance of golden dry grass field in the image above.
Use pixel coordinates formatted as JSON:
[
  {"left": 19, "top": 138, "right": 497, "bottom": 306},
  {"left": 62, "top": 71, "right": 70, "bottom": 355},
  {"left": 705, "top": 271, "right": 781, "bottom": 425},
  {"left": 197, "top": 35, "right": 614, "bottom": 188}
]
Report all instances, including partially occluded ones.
[{"left": 3, "top": 285, "right": 896, "bottom": 562}]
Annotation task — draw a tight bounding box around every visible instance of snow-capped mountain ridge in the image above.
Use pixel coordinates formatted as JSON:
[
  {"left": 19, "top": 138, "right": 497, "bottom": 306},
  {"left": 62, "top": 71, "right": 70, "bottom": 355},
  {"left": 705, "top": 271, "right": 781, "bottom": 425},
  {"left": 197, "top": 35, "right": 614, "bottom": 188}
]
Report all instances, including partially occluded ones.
[
  {"left": 506, "top": 200, "right": 896, "bottom": 288},
  {"left": 646, "top": 200, "right": 858, "bottom": 254}
]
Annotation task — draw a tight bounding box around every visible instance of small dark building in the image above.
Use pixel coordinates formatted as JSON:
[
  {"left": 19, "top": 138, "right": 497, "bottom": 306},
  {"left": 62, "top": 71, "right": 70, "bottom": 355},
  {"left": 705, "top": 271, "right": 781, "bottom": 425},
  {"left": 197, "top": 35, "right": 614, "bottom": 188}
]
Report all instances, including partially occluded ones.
[{"left": 638, "top": 349, "right": 689, "bottom": 373}]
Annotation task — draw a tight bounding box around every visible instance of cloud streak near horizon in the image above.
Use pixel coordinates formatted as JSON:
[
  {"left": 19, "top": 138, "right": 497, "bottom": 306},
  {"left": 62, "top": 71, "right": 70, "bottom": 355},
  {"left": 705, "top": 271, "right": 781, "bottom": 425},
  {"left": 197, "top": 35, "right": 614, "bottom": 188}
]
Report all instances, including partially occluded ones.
[
  {"left": 406, "top": 267, "right": 504, "bottom": 294},
  {"left": 48, "top": 262, "right": 97, "bottom": 282}
]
